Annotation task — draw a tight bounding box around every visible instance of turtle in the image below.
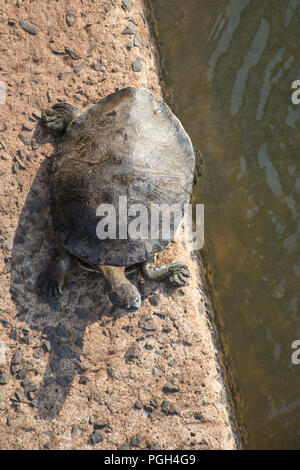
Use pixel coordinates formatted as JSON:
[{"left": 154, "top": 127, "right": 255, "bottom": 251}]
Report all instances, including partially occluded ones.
[{"left": 38, "top": 87, "right": 195, "bottom": 310}]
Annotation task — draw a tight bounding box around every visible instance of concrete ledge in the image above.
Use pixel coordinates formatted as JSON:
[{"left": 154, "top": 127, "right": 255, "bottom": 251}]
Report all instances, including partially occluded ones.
[{"left": 0, "top": 0, "right": 237, "bottom": 449}]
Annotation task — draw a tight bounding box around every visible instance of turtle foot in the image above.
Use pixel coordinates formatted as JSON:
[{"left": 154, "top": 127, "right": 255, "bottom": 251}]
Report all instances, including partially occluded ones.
[
  {"left": 41, "top": 103, "right": 81, "bottom": 132},
  {"left": 38, "top": 271, "right": 63, "bottom": 299},
  {"left": 167, "top": 261, "right": 191, "bottom": 287},
  {"left": 37, "top": 250, "right": 71, "bottom": 300}
]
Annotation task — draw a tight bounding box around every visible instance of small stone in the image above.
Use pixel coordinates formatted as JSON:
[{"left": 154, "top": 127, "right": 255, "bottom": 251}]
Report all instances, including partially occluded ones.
[
  {"left": 17, "top": 365, "right": 33, "bottom": 380},
  {"left": 56, "top": 325, "right": 67, "bottom": 337},
  {"left": 22, "top": 335, "right": 34, "bottom": 345},
  {"left": 11, "top": 350, "right": 23, "bottom": 365},
  {"left": 130, "top": 434, "right": 144, "bottom": 447},
  {"left": 122, "top": 23, "right": 135, "bottom": 35},
  {"left": 169, "top": 403, "right": 180, "bottom": 415},
  {"left": 10, "top": 365, "right": 18, "bottom": 375},
  {"left": 27, "top": 392, "right": 36, "bottom": 401},
  {"left": 66, "top": 11, "right": 76, "bottom": 27},
  {"left": 91, "top": 62, "right": 101, "bottom": 71},
  {"left": 90, "top": 430, "right": 103, "bottom": 445},
  {"left": 134, "top": 400, "right": 143, "bottom": 409},
  {"left": 3, "top": 238, "right": 13, "bottom": 251},
  {"left": 44, "top": 378, "right": 54, "bottom": 386},
  {"left": 87, "top": 42, "right": 97, "bottom": 54},
  {"left": 132, "top": 58, "right": 142, "bottom": 72},
  {"left": 15, "top": 390, "right": 25, "bottom": 402},
  {"left": 94, "top": 422, "right": 108, "bottom": 430},
  {"left": 55, "top": 344, "right": 70, "bottom": 358},
  {"left": 9, "top": 328, "right": 18, "bottom": 341},
  {"left": 18, "top": 132, "right": 30, "bottom": 146},
  {"left": 42, "top": 341, "right": 51, "bottom": 353},
  {"left": 162, "top": 327, "right": 172, "bottom": 334},
  {"left": 30, "top": 398, "right": 38, "bottom": 408},
  {"left": 22, "top": 124, "right": 33, "bottom": 131},
  {"left": 65, "top": 47, "right": 80, "bottom": 60},
  {"left": 143, "top": 322, "right": 156, "bottom": 332},
  {"left": 75, "top": 338, "right": 83, "bottom": 348},
  {"left": 74, "top": 62, "right": 86, "bottom": 75},
  {"left": 3, "top": 263, "right": 11, "bottom": 274},
  {"left": 33, "top": 348, "right": 44, "bottom": 359},
  {"left": 23, "top": 383, "right": 37, "bottom": 393},
  {"left": 150, "top": 398, "right": 159, "bottom": 409},
  {"left": 32, "top": 111, "right": 42, "bottom": 120},
  {"left": 14, "top": 155, "right": 26, "bottom": 170},
  {"left": 119, "top": 442, "right": 130, "bottom": 450},
  {"left": 126, "top": 41, "right": 133, "bottom": 51},
  {"left": 56, "top": 376, "right": 72, "bottom": 387},
  {"left": 21, "top": 378, "right": 31, "bottom": 387},
  {"left": 122, "top": 0, "right": 133, "bottom": 12},
  {"left": 19, "top": 20, "right": 36, "bottom": 35},
  {"left": 0, "top": 374, "right": 9, "bottom": 385},
  {"left": 71, "top": 426, "right": 81, "bottom": 438},
  {"left": 124, "top": 344, "right": 139, "bottom": 362},
  {"left": 133, "top": 33, "right": 143, "bottom": 48},
  {"left": 79, "top": 376, "right": 88, "bottom": 384},
  {"left": 161, "top": 400, "right": 170, "bottom": 414},
  {"left": 78, "top": 361, "right": 89, "bottom": 372},
  {"left": 163, "top": 383, "right": 179, "bottom": 394},
  {"left": 194, "top": 412, "right": 205, "bottom": 422},
  {"left": 149, "top": 294, "right": 158, "bottom": 306},
  {"left": 8, "top": 19, "right": 16, "bottom": 26}
]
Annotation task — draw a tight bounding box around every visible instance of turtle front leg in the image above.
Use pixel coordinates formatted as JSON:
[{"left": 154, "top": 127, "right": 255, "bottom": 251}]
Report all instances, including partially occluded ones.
[
  {"left": 41, "top": 103, "right": 82, "bottom": 132},
  {"left": 100, "top": 266, "right": 141, "bottom": 310},
  {"left": 143, "top": 258, "right": 191, "bottom": 287},
  {"left": 38, "top": 249, "right": 72, "bottom": 299}
]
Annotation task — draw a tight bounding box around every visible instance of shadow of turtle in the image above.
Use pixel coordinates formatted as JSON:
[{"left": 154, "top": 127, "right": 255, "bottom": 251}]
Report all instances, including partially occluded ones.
[{"left": 9, "top": 122, "right": 145, "bottom": 420}]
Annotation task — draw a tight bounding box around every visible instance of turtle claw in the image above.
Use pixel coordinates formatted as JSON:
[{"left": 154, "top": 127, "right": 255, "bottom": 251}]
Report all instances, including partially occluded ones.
[{"left": 168, "top": 262, "right": 191, "bottom": 287}]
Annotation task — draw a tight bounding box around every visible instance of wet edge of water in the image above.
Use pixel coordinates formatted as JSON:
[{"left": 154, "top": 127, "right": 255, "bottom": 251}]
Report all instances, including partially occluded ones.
[{"left": 143, "top": 0, "right": 245, "bottom": 449}]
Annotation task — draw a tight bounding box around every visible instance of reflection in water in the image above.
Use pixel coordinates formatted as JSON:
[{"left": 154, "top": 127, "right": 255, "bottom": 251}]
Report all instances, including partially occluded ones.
[{"left": 151, "top": 0, "right": 300, "bottom": 449}]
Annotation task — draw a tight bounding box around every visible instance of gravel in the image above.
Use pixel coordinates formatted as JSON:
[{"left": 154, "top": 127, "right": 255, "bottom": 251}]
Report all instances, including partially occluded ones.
[
  {"left": 66, "top": 11, "right": 75, "bottom": 27},
  {"left": 90, "top": 430, "right": 104, "bottom": 444},
  {"left": 0, "top": 374, "right": 9, "bottom": 385},
  {"left": 122, "top": 0, "right": 133, "bottom": 12},
  {"left": 132, "top": 58, "right": 142, "bottom": 72},
  {"left": 56, "top": 376, "right": 72, "bottom": 387},
  {"left": 19, "top": 20, "right": 36, "bottom": 35},
  {"left": 3, "top": 239, "right": 13, "bottom": 251},
  {"left": 11, "top": 350, "right": 23, "bottom": 365},
  {"left": 133, "top": 33, "right": 143, "bottom": 49},
  {"left": 162, "top": 383, "right": 179, "bottom": 394}
]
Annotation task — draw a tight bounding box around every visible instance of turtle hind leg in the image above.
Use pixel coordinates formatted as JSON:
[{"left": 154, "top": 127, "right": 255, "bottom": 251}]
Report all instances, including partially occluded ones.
[
  {"left": 41, "top": 103, "right": 82, "bottom": 132},
  {"left": 142, "top": 258, "right": 191, "bottom": 287},
  {"left": 38, "top": 250, "right": 71, "bottom": 299}
]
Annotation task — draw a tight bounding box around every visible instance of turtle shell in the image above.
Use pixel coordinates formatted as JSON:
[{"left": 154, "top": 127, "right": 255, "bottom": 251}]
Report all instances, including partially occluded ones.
[{"left": 50, "top": 87, "right": 195, "bottom": 266}]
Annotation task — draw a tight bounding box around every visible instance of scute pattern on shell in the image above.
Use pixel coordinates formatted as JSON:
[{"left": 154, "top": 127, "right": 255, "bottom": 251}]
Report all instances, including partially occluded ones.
[{"left": 51, "top": 87, "right": 195, "bottom": 266}]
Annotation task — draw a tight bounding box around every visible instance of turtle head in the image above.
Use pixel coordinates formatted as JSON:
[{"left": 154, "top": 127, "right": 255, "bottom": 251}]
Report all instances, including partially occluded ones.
[{"left": 108, "top": 282, "right": 141, "bottom": 311}]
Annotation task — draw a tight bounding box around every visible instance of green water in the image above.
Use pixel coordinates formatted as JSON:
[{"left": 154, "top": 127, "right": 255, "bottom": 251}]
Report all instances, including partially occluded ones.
[{"left": 149, "top": 0, "right": 300, "bottom": 449}]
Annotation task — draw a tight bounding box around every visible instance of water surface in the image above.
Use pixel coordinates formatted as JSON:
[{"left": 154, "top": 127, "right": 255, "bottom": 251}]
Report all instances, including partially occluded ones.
[{"left": 150, "top": 0, "right": 300, "bottom": 449}]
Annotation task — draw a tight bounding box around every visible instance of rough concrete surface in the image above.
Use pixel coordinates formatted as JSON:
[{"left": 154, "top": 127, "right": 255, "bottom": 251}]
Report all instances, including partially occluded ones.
[{"left": 0, "top": 0, "right": 237, "bottom": 450}]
